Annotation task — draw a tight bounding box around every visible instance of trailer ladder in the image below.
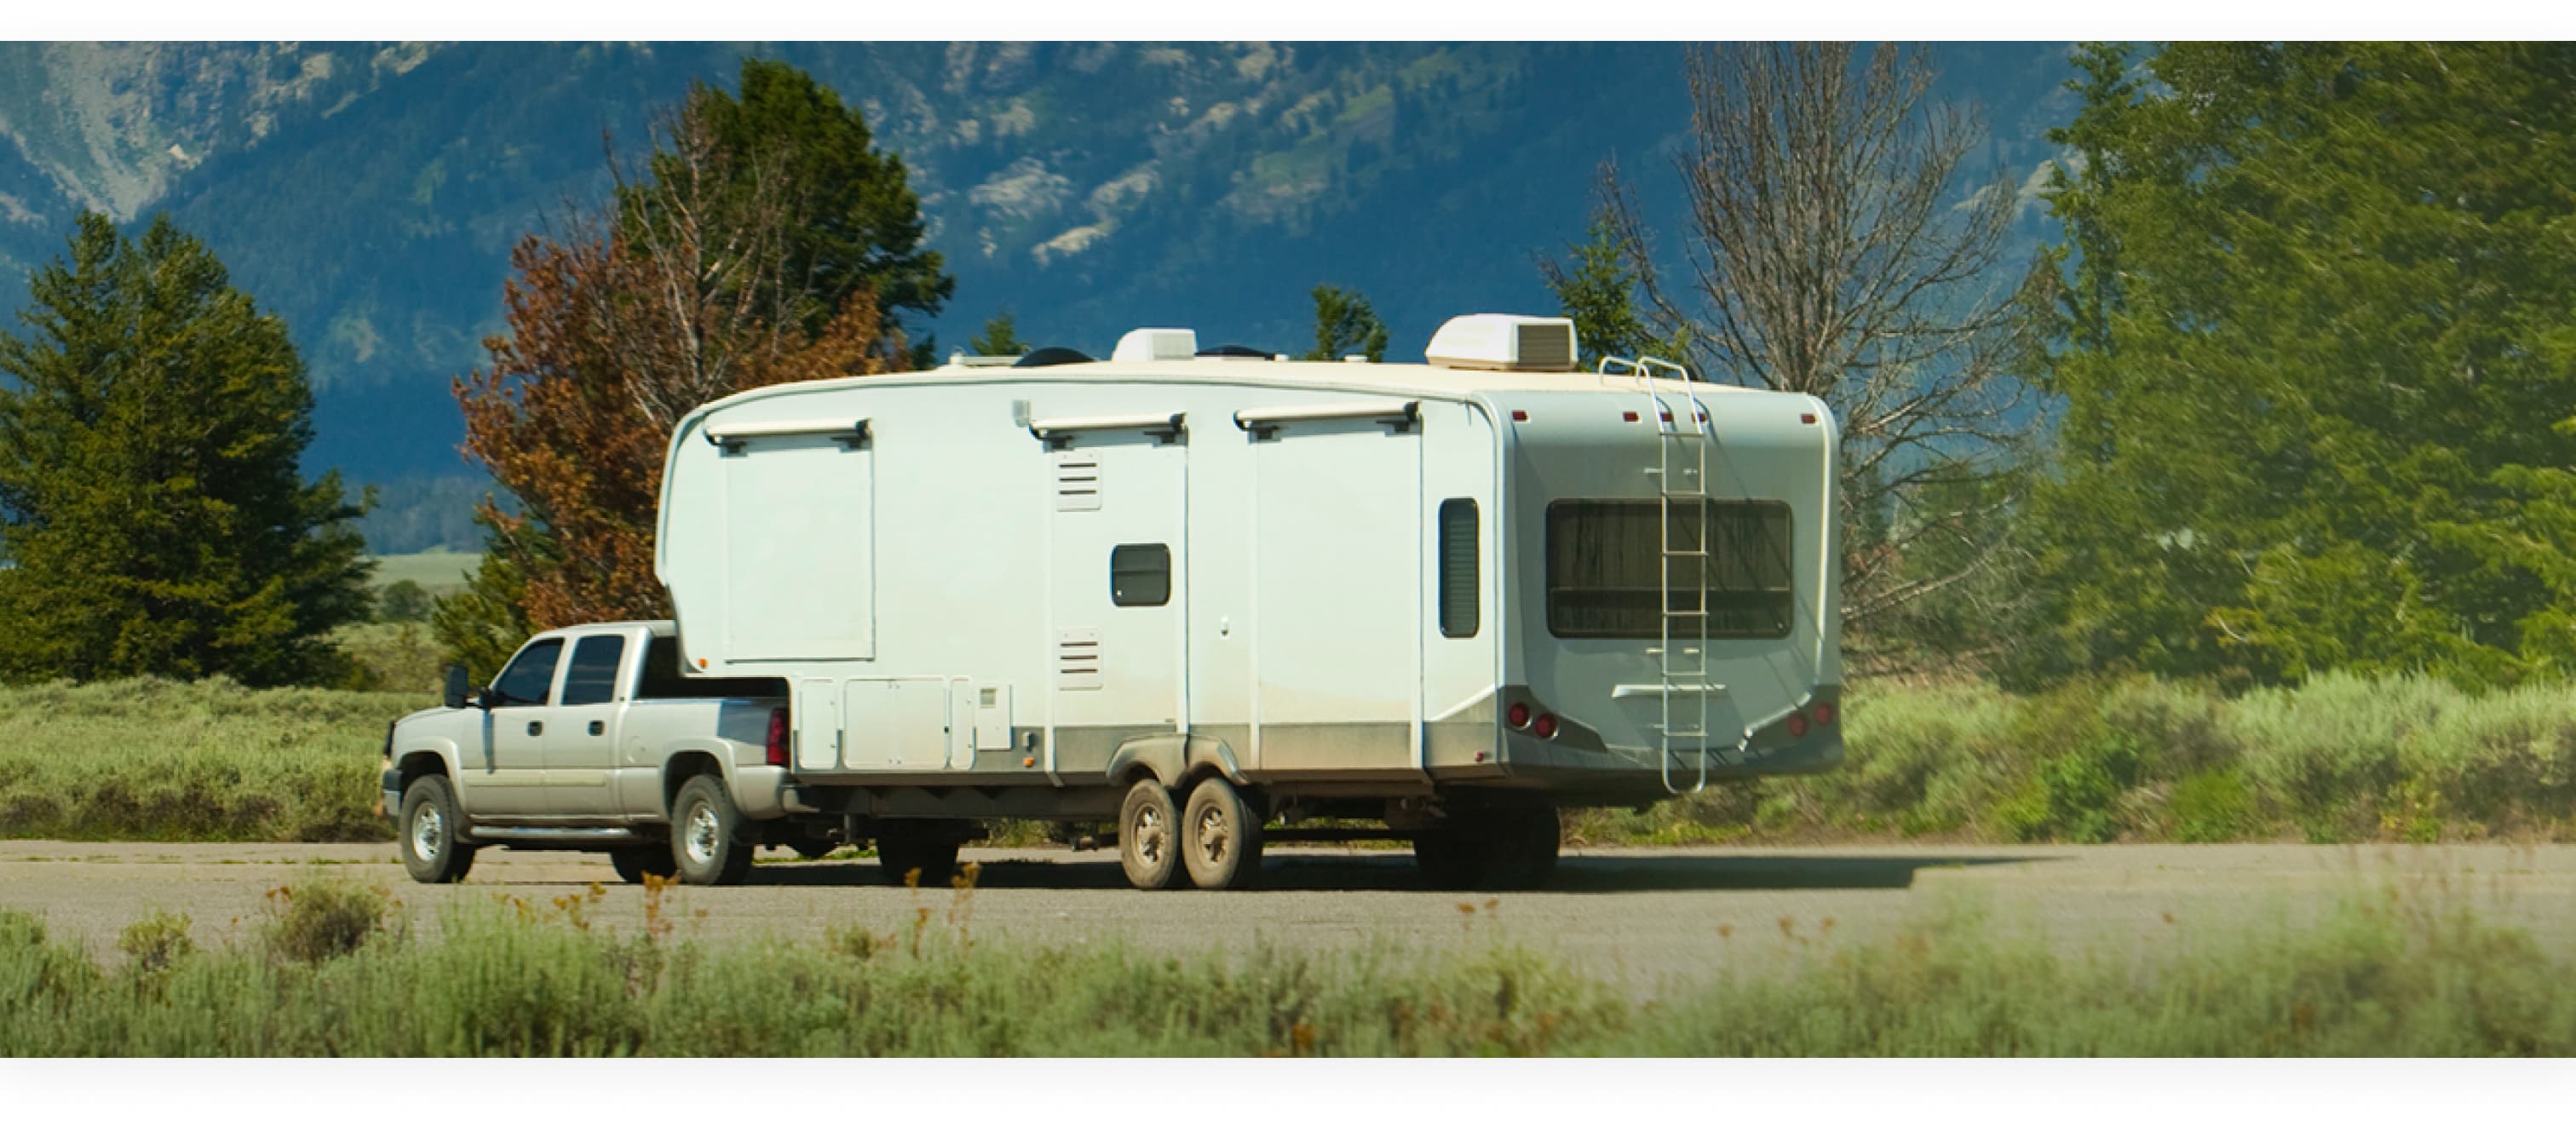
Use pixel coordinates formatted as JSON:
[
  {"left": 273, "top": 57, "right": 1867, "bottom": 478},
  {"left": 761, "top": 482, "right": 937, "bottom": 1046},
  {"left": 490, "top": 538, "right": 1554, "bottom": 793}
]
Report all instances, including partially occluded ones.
[{"left": 1601, "top": 356, "right": 1716, "bottom": 795}]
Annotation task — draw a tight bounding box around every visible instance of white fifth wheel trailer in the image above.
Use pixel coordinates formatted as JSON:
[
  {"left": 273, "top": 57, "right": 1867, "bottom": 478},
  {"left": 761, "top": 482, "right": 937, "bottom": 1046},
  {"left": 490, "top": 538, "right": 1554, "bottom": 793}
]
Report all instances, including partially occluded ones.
[{"left": 653, "top": 313, "right": 1843, "bottom": 890}]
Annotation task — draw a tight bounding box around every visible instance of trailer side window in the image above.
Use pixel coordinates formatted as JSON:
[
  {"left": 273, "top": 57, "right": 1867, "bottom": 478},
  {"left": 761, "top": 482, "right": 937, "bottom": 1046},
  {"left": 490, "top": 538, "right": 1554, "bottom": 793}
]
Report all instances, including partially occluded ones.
[
  {"left": 1545, "top": 500, "right": 1795, "bottom": 640},
  {"left": 559, "top": 635, "right": 627, "bottom": 706},
  {"left": 1111, "top": 543, "right": 1171, "bottom": 606},
  {"left": 1438, "top": 498, "right": 1479, "bottom": 638}
]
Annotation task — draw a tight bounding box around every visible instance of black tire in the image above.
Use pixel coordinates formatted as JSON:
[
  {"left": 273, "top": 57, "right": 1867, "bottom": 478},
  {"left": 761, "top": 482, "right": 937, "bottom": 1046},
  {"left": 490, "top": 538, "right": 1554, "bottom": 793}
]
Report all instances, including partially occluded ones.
[
  {"left": 1486, "top": 806, "right": 1561, "bottom": 891},
  {"left": 609, "top": 845, "right": 676, "bottom": 884},
  {"left": 1412, "top": 828, "right": 1486, "bottom": 890},
  {"left": 1181, "top": 777, "right": 1264, "bottom": 890},
  {"left": 397, "top": 774, "right": 475, "bottom": 884},
  {"left": 670, "top": 775, "right": 753, "bottom": 886},
  {"left": 1118, "top": 778, "right": 1183, "bottom": 890},
  {"left": 875, "top": 821, "right": 962, "bottom": 887}
]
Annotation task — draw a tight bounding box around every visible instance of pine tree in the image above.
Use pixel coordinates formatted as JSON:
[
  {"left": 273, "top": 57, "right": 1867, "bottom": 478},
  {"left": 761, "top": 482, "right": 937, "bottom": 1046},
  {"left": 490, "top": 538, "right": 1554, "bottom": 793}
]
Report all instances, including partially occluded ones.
[
  {"left": 638, "top": 57, "right": 954, "bottom": 368},
  {"left": 0, "top": 212, "right": 372, "bottom": 686},
  {"left": 969, "top": 311, "right": 1028, "bottom": 356},
  {"left": 1301, "top": 284, "right": 1389, "bottom": 362},
  {"left": 2020, "top": 43, "right": 2576, "bottom": 688}
]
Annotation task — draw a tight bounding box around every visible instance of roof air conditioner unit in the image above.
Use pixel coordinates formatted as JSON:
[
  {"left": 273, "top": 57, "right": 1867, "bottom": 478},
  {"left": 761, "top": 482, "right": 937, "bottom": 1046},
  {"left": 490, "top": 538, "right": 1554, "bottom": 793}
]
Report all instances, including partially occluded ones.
[
  {"left": 1424, "top": 314, "right": 1578, "bottom": 373},
  {"left": 1112, "top": 328, "right": 1199, "bottom": 362}
]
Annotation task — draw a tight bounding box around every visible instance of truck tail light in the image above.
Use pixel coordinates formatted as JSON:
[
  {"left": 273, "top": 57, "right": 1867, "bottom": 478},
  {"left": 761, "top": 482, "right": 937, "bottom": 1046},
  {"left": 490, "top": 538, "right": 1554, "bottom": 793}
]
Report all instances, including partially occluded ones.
[{"left": 766, "top": 707, "right": 790, "bottom": 767}]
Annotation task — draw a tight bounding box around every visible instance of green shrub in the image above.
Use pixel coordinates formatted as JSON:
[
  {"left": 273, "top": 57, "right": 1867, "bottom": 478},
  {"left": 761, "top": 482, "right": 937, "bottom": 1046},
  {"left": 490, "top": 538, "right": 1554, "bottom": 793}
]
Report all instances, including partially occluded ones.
[
  {"left": 260, "top": 880, "right": 393, "bottom": 964},
  {"left": 117, "top": 911, "right": 197, "bottom": 974}
]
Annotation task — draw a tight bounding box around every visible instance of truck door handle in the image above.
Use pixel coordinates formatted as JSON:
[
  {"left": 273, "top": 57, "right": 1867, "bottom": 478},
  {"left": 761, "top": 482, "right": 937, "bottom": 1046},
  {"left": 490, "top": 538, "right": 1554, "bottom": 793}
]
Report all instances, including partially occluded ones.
[
  {"left": 588, "top": 721, "right": 604, "bottom": 736},
  {"left": 526, "top": 721, "right": 543, "bottom": 736}
]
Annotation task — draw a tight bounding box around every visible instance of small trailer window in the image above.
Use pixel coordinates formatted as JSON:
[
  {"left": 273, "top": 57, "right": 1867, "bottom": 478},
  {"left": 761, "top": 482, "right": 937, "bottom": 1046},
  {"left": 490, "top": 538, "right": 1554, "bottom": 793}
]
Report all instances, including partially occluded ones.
[
  {"left": 1546, "top": 500, "right": 1795, "bottom": 639},
  {"left": 1438, "top": 498, "right": 1479, "bottom": 638},
  {"left": 1111, "top": 543, "right": 1171, "bottom": 606},
  {"left": 559, "top": 635, "right": 627, "bottom": 706}
]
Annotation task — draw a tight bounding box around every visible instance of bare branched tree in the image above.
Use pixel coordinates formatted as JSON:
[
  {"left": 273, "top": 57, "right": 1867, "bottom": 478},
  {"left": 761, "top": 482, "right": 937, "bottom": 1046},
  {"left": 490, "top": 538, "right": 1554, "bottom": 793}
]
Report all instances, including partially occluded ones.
[{"left": 1604, "top": 43, "right": 2041, "bottom": 647}]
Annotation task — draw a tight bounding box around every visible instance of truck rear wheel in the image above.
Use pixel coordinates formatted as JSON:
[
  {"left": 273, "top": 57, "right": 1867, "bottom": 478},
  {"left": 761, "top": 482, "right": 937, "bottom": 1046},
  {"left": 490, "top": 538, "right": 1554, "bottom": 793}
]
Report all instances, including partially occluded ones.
[
  {"left": 609, "top": 845, "right": 676, "bottom": 884},
  {"left": 1118, "top": 779, "right": 1183, "bottom": 891},
  {"left": 398, "top": 775, "right": 475, "bottom": 884},
  {"left": 670, "top": 775, "right": 753, "bottom": 886},
  {"left": 875, "top": 821, "right": 962, "bottom": 887},
  {"left": 1182, "top": 777, "right": 1264, "bottom": 890},
  {"left": 1412, "top": 828, "right": 1484, "bottom": 890}
]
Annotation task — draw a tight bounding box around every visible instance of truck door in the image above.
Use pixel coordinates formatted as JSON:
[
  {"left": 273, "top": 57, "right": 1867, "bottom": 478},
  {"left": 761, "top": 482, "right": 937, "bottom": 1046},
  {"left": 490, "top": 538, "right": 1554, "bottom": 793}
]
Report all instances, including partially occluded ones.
[
  {"left": 543, "top": 631, "right": 629, "bottom": 817},
  {"left": 464, "top": 637, "right": 562, "bottom": 818},
  {"left": 1044, "top": 431, "right": 1187, "bottom": 774}
]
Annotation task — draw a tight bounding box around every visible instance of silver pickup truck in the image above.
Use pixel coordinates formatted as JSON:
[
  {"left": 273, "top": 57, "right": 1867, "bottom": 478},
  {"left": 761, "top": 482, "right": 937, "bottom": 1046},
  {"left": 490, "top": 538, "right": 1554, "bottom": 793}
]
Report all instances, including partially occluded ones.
[{"left": 381, "top": 620, "right": 819, "bottom": 886}]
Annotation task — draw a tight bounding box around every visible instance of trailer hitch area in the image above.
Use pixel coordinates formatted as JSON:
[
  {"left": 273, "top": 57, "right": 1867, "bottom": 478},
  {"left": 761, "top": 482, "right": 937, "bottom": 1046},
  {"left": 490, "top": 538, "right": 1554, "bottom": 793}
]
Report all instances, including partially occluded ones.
[{"left": 1382, "top": 796, "right": 1446, "bottom": 832}]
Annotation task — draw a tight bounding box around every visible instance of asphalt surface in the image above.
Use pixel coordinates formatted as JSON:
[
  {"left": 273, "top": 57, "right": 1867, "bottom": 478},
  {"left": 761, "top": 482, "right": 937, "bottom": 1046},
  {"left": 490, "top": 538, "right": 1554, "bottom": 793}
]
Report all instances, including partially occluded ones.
[{"left": 5, "top": 840, "right": 2572, "bottom": 989}]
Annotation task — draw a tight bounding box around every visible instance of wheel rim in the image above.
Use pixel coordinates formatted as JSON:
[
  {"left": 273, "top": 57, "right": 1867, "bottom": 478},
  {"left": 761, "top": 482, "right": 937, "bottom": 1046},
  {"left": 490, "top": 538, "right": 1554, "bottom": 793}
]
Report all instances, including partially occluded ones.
[
  {"left": 1132, "top": 804, "right": 1168, "bottom": 869},
  {"left": 1194, "top": 804, "right": 1230, "bottom": 866},
  {"left": 684, "top": 803, "right": 722, "bottom": 866},
  {"left": 411, "top": 802, "right": 443, "bottom": 863}
]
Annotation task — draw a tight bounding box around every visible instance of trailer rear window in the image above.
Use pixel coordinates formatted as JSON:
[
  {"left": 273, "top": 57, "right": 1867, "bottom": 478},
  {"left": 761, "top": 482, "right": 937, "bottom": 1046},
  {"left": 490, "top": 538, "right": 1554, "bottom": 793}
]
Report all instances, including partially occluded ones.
[{"left": 1545, "top": 500, "right": 1795, "bottom": 639}]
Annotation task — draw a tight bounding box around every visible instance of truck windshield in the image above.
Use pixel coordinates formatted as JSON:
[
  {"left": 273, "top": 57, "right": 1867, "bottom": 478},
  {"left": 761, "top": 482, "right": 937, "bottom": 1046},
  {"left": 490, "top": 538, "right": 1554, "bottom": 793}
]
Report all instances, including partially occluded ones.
[{"left": 637, "top": 637, "right": 785, "bottom": 699}]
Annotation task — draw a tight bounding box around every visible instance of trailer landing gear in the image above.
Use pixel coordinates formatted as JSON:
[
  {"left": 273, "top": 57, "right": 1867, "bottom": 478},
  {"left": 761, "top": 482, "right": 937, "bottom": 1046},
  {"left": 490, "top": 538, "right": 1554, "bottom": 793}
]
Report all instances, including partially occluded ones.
[{"left": 1413, "top": 806, "right": 1560, "bottom": 891}]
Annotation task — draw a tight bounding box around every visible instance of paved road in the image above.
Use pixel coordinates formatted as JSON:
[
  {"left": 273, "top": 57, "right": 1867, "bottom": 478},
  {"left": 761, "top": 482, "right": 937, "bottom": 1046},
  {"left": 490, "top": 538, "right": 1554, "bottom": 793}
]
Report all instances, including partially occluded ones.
[{"left": 4, "top": 840, "right": 2571, "bottom": 988}]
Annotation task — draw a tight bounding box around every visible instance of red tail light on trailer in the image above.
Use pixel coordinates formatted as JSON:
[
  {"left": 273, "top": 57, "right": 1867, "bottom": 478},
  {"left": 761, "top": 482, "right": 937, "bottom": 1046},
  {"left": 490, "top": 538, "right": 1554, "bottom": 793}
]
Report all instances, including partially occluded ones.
[
  {"left": 1811, "top": 702, "right": 1837, "bottom": 727},
  {"left": 1532, "top": 713, "right": 1560, "bottom": 740},
  {"left": 766, "top": 707, "right": 790, "bottom": 767},
  {"left": 1506, "top": 702, "right": 1531, "bottom": 729}
]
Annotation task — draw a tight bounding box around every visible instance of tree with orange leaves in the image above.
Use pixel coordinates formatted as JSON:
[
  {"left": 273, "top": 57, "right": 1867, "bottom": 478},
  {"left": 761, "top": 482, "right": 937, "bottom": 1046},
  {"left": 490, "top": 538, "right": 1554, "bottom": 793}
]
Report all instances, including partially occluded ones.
[{"left": 435, "top": 67, "right": 914, "bottom": 678}]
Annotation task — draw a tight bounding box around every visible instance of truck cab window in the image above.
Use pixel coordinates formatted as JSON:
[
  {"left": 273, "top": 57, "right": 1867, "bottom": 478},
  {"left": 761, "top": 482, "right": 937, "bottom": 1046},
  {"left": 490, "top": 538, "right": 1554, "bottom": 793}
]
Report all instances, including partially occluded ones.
[
  {"left": 559, "top": 635, "right": 627, "bottom": 707},
  {"left": 1110, "top": 543, "right": 1170, "bottom": 606},
  {"left": 489, "top": 639, "right": 564, "bottom": 707}
]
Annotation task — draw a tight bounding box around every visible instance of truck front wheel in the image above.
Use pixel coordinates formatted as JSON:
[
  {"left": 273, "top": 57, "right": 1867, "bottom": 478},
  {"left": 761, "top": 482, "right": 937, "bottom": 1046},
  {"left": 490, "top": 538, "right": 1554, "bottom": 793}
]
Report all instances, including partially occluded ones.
[
  {"left": 670, "top": 775, "right": 753, "bottom": 886},
  {"left": 398, "top": 774, "right": 475, "bottom": 884}
]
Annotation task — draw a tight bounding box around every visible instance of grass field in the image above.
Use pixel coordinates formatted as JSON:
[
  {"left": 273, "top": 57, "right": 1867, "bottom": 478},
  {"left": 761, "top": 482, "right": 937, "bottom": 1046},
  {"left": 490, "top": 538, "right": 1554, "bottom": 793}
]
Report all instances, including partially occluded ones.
[
  {"left": 5, "top": 670, "right": 2576, "bottom": 847},
  {"left": 363, "top": 549, "right": 479, "bottom": 597},
  {"left": 1, "top": 871, "right": 2567, "bottom": 1055}
]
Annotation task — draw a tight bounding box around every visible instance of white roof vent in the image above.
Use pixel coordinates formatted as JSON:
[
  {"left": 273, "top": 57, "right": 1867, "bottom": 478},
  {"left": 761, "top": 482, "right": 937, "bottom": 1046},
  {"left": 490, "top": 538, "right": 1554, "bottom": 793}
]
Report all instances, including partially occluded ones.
[
  {"left": 1425, "top": 314, "right": 1578, "bottom": 373},
  {"left": 1112, "top": 328, "right": 1199, "bottom": 362}
]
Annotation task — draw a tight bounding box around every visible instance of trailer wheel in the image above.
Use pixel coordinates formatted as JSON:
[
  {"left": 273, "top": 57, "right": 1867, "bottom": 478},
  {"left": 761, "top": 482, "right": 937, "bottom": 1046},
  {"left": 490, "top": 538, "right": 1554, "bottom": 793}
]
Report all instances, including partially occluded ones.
[
  {"left": 398, "top": 774, "right": 475, "bottom": 884},
  {"left": 1181, "top": 777, "right": 1265, "bottom": 891},
  {"left": 1118, "top": 779, "right": 1184, "bottom": 890},
  {"left": 875, "top": 821, "right": 962, "bottom": 887},
  {"left": 670, "top": 775, "right": 753, "bottom": 886},
  {"left": 609, "top": 845, "right": 676, "bottom": 884},
  {"left": 1486, "top": 806, "right": 1561, "bottom": 891}
]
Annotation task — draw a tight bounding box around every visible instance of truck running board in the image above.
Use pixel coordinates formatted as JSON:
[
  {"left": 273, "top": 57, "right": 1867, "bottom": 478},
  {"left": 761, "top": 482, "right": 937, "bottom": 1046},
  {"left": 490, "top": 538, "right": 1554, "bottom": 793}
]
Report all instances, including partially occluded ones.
[{"left": 469, "top": 825, "right": 645, "bottom": 846}]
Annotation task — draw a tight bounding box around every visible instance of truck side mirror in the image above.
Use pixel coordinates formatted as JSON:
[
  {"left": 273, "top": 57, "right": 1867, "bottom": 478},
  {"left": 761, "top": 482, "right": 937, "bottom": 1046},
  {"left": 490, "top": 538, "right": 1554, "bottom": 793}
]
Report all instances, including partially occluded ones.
[{"left": 443, "top": 664, "right": 472, "bottom": 710}]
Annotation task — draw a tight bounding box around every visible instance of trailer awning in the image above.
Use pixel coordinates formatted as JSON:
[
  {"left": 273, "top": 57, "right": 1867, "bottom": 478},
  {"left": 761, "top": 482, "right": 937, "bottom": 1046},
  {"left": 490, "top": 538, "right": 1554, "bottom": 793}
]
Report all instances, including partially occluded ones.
[
  {"left": 1026, "top": 411, "right": 1187, "bottom": 447},
  {"left": 1233, "top": 399, "right": 1421, "bottom": 436},
  {"left": 704, "top": 417, "right": 870, "bottom": 451}
]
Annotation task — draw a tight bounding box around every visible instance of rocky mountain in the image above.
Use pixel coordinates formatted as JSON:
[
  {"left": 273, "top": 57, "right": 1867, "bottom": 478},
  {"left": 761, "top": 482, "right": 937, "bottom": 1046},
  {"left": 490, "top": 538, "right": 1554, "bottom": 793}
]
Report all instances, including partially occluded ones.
[{"left": 0, "top": 42, "right": 2077, "bottom": 550}]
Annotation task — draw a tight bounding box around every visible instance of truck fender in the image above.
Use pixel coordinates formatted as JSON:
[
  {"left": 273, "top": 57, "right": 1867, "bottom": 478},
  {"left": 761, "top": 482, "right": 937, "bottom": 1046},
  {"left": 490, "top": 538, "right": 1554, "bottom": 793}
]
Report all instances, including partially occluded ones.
[{"left": 1105, "top": 733, "right": 1245, "bottom": 791}]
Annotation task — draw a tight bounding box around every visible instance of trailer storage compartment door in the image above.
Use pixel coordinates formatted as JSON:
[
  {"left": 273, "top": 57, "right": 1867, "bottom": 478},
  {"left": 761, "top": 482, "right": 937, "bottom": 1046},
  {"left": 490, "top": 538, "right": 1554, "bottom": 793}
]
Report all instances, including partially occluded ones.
[
  {"left": 1248, "top": 412, "right": 1422, "bottom": 773},
  {"left": 1045, "top": 436, "right": 1188, "bottom": 774}
]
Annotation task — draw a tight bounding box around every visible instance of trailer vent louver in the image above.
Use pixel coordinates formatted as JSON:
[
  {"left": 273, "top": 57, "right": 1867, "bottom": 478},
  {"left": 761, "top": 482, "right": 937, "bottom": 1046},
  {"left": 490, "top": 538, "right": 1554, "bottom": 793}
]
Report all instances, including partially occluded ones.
[
  {"left": 1054, "top": 452, "right": 1101, "bottom": 512},
  {"left": 1056, "top": 628, "right": 1101, "bottom": 691}
]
